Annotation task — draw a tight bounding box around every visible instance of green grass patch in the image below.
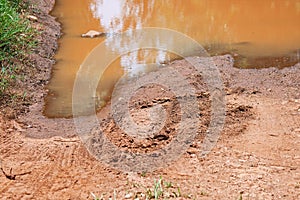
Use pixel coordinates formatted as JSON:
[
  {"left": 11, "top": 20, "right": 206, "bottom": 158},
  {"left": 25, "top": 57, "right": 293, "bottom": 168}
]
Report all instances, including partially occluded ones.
[{"left": 0, "top": 0, "right": 37, "bottom": 95}]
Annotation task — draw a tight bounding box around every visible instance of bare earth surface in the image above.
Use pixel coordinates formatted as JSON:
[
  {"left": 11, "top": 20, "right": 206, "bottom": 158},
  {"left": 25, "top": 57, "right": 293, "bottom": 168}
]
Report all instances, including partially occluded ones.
[{"left": 0, "top": 1, "right": 300, "bottom": 200}]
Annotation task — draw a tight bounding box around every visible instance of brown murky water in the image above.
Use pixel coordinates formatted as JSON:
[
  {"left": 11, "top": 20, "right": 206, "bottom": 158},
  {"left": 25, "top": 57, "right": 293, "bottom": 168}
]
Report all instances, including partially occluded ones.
[{"left": 45, "top": 0, "right": 300, "bottom": 118}]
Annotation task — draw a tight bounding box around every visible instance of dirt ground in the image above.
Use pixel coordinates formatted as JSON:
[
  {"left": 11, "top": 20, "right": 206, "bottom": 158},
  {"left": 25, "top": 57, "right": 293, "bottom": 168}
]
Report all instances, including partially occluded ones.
[{"left": 0, "top": 0, "right": 300, "bottom": 199}]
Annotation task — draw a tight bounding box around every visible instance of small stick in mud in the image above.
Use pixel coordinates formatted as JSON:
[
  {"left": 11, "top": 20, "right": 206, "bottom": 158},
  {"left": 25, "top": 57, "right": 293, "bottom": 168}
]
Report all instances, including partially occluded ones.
[
  {"left": 1, "top": 167, "right": 16, "bottom": 180},
  {"left": 0, "top": 165, "right": 31, "bottom": 180}
]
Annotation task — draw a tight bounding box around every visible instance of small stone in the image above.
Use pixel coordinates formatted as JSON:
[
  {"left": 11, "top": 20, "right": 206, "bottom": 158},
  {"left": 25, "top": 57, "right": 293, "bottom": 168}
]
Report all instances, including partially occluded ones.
[
  {"left": 142, "top": 143, "right": 148, "bottom": 148},
  {"left": 125, "top": 193, "right": 133, "bottom": 199},
  {"left": 190, "top": 154, "right": 196, "bottom": 158},
  {"left": 257, "top": 175, "right": 263, "bottom": 179},
  {"left": 187, "top": 148, "right": 198, "bottom": 155}
]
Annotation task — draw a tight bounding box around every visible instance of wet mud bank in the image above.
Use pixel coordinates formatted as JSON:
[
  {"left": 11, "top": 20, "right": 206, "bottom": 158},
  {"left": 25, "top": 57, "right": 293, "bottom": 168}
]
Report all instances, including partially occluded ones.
[
  {"left": 23, "top": 0, "right": 60, "bottom": 107},
  {"left": 0, "top": 0, "right": 60, "bottom": 119},
  {"left": 14, "top": 0, "right": 77, "bottom": 137}
]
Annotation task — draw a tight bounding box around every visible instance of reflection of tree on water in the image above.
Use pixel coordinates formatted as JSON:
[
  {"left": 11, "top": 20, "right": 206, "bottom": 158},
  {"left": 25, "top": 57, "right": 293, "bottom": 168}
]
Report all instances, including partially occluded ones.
[
  {"left": 89, "top": 0, "right": 300, "bottom": 70},
  {"left": 90, "top": 0, "right": 155, "bottom": 33},
  {"left": 89, "top": 0, "right": 173, "bottom": 77}
]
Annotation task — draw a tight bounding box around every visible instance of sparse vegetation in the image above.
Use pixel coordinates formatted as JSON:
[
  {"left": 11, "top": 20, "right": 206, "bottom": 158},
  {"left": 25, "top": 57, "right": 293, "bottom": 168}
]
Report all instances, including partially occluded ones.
[
  {"left": 0, "top": 0, "right": 37, "bottom": 95},
  {"left": 147, "top": 176, "right": 164, "bottom": 199},
  {"left": 89, "top": 177, "right": 186, "bottom": 200}
]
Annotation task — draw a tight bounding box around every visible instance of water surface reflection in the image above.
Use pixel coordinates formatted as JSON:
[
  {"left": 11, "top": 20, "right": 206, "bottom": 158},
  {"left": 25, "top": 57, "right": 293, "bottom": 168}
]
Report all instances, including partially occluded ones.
[{"left": 45, "top": 0, "right": 300, "bottom": 118}]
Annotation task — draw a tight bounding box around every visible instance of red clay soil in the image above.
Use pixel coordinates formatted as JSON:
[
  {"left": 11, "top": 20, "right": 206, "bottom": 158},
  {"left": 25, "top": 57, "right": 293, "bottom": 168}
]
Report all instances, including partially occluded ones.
[{"left": 0, "top": 0, "right": 299, "bottom": 199}]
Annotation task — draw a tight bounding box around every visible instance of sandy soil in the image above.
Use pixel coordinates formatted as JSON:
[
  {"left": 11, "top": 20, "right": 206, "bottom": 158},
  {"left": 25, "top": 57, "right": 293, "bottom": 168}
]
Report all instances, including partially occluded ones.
[{"left": 0, "top": 0, "right": 299, "bottom": 199}]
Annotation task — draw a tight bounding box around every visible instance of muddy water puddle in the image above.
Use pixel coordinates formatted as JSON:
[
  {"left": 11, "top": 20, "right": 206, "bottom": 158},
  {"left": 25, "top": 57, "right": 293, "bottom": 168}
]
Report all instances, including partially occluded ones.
[{"left": 45, "top": 0, "right": 300, "bottom": 118}]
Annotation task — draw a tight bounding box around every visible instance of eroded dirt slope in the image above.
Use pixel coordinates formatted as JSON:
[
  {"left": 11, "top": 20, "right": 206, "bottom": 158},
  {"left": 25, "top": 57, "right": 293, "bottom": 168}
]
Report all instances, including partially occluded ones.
[{"left": 1, "top": 55, "right": 299, "bottom": 199}]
